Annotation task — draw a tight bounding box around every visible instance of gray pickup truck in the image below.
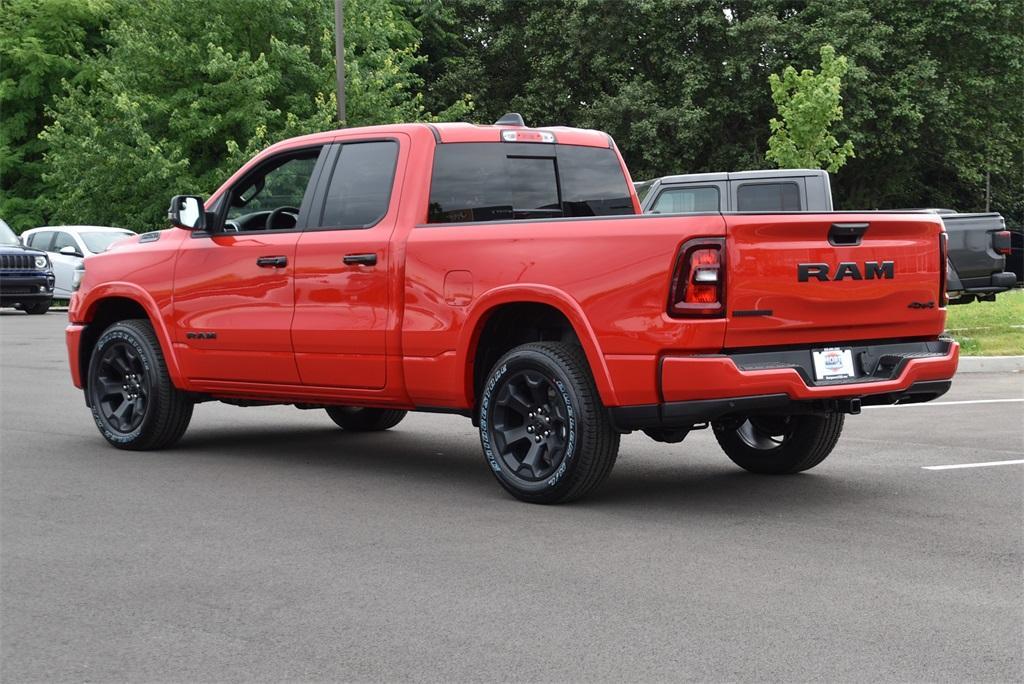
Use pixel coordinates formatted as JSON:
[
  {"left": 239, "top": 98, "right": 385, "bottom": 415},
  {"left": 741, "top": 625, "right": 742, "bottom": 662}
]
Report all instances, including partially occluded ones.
[{"left": 637, "top": 170, "right": 1017, "bottom": 304}]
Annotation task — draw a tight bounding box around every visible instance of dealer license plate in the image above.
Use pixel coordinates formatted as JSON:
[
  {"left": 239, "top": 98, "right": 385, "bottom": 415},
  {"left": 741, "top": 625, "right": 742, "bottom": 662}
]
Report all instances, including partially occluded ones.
[{"left": 812, "top": 348, "right": 856, "bottom": 381}]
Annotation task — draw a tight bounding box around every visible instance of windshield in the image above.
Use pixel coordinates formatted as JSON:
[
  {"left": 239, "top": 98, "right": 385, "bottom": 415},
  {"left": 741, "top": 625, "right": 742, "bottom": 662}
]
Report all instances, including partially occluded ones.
[
  {"left": 81, "top": 231, "right": 133, "bottom": 253},
  {"left": 0, "top": 220, "right": 20, "bottom": 246}
]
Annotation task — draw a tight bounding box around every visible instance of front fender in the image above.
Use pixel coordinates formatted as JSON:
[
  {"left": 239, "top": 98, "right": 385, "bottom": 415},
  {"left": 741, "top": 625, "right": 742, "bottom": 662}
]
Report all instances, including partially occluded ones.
[{"left": 74, "top": 282, "right": 186, "bottom": 390}]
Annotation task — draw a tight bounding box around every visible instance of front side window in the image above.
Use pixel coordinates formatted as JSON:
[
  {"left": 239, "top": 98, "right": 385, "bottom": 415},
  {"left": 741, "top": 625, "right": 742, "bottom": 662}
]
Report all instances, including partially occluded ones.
[
  {"left": 427, "top": 142, "right": 634, "bottom": 223},
  {"left": 225, "top": 148, "right": 321, "bottom": 231},
  {"left": 736, "top": 182, "right": 801, "bottom": 211},
  {"left": 53, "top": 231, "right": 79, "bottom": 254},
  {"left": 650, "top": 186, "right": 720, "bottom": 214},
  {"left": 317, "top": 141, "right": 399, "bottom": 230}
]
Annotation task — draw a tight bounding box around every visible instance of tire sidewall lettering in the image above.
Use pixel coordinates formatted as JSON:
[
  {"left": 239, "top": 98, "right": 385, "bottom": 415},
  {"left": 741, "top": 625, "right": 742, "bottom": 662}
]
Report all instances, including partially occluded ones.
[{"left": 480, "top": 362, "right": 508, "bottom": 473}]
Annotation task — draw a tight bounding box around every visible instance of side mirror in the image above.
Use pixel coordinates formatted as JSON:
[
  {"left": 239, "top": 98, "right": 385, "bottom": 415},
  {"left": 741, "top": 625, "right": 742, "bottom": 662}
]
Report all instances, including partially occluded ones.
[
  {"left": 59, "top": 245, "right": 82, "bottom": 257},
  {"left": 168, "top": 195, "right": 206, "bottom": 230}
]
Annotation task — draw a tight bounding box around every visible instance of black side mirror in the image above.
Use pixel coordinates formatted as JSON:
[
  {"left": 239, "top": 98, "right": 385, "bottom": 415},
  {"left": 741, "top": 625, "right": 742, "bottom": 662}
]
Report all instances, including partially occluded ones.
[{"left": 168, "top": 195, "right": 207, "bottom": 230}]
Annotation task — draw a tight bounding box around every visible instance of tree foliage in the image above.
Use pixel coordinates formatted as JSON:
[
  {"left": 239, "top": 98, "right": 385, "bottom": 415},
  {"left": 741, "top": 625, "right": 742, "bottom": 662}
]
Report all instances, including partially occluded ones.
[
  {"left": 421, "top": 0, "right": 1022, "bottom": 223},
  {"left": 0, "top": 0, "right": 113, "bottom": 227},
  {"left": 766, "top": 45, "right": 854, "bottom": 172},
  {"left": 35, "top": 0, "right": 469, "bottom": 230},
  {"left": 0, "top": 0, "right": 1020, "bottom": 231}
]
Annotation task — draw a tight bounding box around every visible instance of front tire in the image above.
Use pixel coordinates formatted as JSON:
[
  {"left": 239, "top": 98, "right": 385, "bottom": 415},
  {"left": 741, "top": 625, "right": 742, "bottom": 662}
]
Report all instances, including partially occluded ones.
[
  {"left": 21, "top": 300, "right": 50, "bottom": 315},
  {"left": 86, "top": 319, "right": 193, "bottom": 450},
  {"left": 325, "top": 406, "right": 407, "bottom": 431},
  {"left": 479, "top": 342, "right": 619, "bottom": 504},
  {"left": 712, "top": 412, "right": 845, "bottom": 474}
]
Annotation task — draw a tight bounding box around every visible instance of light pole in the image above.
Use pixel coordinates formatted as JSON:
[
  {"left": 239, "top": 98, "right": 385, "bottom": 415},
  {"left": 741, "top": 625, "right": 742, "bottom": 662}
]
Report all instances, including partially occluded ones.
[{"left": 334, "top": 0, "right": 345, "bottom": 124}]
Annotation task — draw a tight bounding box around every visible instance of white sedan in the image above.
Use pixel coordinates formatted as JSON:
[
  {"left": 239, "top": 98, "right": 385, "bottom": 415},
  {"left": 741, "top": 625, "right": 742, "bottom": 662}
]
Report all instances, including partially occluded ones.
[{"left": 21, "top": 226, "right": 135, "bottom": 298}]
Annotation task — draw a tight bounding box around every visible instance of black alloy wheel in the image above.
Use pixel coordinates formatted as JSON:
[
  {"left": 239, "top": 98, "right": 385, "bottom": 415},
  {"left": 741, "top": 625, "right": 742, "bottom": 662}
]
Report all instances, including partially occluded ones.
[
  {"left": 93, "top": 340, "right": 150, "bottom": 434},
  {"left": 734, "top": 416, "right": 794, "bottom": 450},
  {"left": 490, "top": 368, "right": 571, "bottom": 483}
]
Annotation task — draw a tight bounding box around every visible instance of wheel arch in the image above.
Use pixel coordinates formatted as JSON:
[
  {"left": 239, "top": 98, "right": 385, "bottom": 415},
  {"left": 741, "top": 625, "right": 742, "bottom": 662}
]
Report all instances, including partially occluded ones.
[
  {"left": 459, "top": 286, "right": 617, "bottom": 410},
  {"left": 76, "top": 285, "right": 185, "bottom": 394}
]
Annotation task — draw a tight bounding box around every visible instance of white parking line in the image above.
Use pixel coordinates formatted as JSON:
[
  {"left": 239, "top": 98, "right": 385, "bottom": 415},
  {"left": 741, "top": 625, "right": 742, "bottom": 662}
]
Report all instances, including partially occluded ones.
[
  {"left": 864, "top": 398, "right": 1024, "bottom": 409},
  {"left": 922, "top": 459, "right": 1024, "bottom": 471}
]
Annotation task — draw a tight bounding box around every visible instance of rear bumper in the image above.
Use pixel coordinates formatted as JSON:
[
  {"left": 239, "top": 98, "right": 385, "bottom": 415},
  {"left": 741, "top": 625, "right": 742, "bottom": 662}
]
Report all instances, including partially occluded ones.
[
  {"left": 949, "top": 271, "right": 1017, "bottom": 303},
  {"left": 66, "top": 324, "right": 85, "bottom": 389},
  {"left": 609, "top": 338, "right": 958, "bottom": 431}
]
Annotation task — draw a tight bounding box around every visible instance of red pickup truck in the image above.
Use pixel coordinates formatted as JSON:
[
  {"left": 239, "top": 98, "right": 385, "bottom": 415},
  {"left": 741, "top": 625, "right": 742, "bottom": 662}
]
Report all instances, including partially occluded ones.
[{"left": 66, "top": 116, "right": 959, "bottom": 503}]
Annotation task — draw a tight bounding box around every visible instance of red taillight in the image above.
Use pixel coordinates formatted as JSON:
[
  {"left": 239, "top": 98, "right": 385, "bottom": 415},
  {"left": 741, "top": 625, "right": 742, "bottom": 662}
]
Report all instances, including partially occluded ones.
[
  {"left": 939, "top": 231, "right": 949, "bottom": 306},
  {"left": 669, "top": 238, "right": 725, "bottom": 317},
  {"left": 993, "top": 230, "right": 1012, "bottom": 256}
]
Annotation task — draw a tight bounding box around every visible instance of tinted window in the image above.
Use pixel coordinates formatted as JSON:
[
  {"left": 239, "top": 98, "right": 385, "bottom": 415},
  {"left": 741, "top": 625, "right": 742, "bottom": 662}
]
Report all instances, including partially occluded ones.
[
  {"left": 736, "top": 182, "right": 801, "bottom": 211},
  {"left": 27, "top": 231, "right": 53, "bottom": 250},
  {"left": 650, "top": 186, "right": 720, "bottom": 214},
  {"left": 318, "top": 141, "right": 399, "bottom": 229},
  {"left": 427, "top": 143, "right": 634, "bottom": 223}
]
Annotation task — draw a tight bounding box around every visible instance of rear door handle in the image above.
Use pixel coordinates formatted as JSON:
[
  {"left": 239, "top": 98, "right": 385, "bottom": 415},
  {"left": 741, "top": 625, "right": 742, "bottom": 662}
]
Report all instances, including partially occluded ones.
[
  {"left": 256, "top": 256, "right": 288, "bottom": 267},
  {"left": 343, "top": 253, "right": 377, "bottom": 266}
]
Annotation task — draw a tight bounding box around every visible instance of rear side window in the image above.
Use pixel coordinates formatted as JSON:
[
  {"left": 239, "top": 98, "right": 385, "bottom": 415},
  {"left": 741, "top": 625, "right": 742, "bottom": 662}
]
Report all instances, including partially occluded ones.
[
  {"left": 650, "top": 187, "right": 720, "bottom": 214},
  {"left": 427, "top": 143, "right": 634, "bottom": 223},
  {"left": 736, "top": 182, "right": 801, "bottom": 211},
  {"left": 319, "top": 141, "right": 399, "bottom": 229}
]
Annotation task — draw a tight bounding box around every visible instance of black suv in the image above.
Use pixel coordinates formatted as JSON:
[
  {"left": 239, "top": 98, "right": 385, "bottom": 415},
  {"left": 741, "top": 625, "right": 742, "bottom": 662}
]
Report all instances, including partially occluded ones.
[{"left": 0, "top": 219, "right": 55, "bottom": 314}]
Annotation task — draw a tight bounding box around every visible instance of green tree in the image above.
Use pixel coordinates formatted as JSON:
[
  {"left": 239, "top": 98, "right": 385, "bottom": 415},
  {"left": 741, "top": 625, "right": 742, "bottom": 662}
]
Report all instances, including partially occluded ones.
[
  {"left": 420, "top": 0, "right": 1021, "bottom": 223},
  {"left": 0, "top": 0, "right": 115, "bottom": 230},
  {"left": 39, "top": 0, "right": 469, "bottom": 231},
  {"left": 765, "top": 45, "right": 854, "bottom": 172}
]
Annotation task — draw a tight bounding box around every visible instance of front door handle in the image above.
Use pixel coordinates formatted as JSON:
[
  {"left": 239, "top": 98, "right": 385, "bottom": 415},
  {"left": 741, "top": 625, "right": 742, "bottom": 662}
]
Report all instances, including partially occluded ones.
[
  {"left": 343, "top": 253, "right": 377, "bottom": 266},
  {"left": 256, "top": 256, "right": 288, "bottom": 268}
]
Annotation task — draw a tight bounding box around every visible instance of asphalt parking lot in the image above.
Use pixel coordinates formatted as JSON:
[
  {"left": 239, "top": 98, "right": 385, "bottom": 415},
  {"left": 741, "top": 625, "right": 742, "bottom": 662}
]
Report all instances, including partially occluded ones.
[{"left": 2, "top": 312, "right": 1022, "bottom": 682}]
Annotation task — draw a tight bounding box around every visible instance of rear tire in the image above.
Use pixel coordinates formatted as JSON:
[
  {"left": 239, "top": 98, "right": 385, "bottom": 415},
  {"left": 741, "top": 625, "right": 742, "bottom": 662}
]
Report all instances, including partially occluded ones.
[
  {"left": 21, "top": 300, "right": 50, "bottom": 315},
  {"left": 86, "top": 319, "right": 193, "bottom": 450},
  {"left": 479, "top": 342, "right": 619, "bottom": 504},
  {"left": 713, "top": 412, "right": 844, "bottom": 474},
  {"left": 325, "top": 406, "right": 407, "bottom": 431}
]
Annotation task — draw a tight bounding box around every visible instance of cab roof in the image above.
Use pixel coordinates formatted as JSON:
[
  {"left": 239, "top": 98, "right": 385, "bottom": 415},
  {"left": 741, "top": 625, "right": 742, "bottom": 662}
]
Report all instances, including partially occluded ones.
[{"left": 266, "top": 121, "right": 615, "bottom": 153}]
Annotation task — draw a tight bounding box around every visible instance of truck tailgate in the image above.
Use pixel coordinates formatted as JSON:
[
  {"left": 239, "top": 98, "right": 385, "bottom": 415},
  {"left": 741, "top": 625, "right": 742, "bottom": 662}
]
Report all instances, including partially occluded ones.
[{"left": 723, "top": 213, "right": 945, "bottom": 348}]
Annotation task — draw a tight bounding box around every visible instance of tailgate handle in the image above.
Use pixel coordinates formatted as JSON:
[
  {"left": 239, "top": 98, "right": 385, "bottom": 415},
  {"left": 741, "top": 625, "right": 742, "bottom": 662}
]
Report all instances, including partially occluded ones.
[{"left": 829, "top": 222, "right": 869, "bottom": 246}]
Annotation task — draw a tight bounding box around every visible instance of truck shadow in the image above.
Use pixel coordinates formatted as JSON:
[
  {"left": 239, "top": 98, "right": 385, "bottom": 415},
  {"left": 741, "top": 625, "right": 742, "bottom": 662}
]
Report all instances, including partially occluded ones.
[{"left": 175, "top": 425, "right": 871, "bottom": 514}]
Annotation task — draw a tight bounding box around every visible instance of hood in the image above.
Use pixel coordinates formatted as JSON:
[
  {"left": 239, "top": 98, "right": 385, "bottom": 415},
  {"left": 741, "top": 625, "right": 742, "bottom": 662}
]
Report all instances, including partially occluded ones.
[{"left": 0, "top": 242, "right": 46, "bottom": 257}]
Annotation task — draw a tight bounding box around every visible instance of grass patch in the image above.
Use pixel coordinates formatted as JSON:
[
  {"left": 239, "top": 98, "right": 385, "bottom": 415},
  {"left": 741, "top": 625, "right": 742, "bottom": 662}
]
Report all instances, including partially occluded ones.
[{"left": 945, "top": 288, "right": 1024, "bottom": 356}]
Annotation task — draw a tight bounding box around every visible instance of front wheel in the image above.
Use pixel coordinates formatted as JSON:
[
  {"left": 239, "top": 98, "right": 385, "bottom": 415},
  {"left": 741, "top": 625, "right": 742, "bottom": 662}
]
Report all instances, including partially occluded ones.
[
  {"left": 86, "top": 319, "right": 193, "bottom": 450},
  {"left": 712, "top": 412, "right": 844, "bottom": 474},
  {"left": 21, "top": 300, "right": 51, "bottom": 315},
  {"left": 479, "top": 342, "right": 619, "bottom": 504},
  {"left": 325, "top": 406, "right": 407, "bottom": 431}
]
